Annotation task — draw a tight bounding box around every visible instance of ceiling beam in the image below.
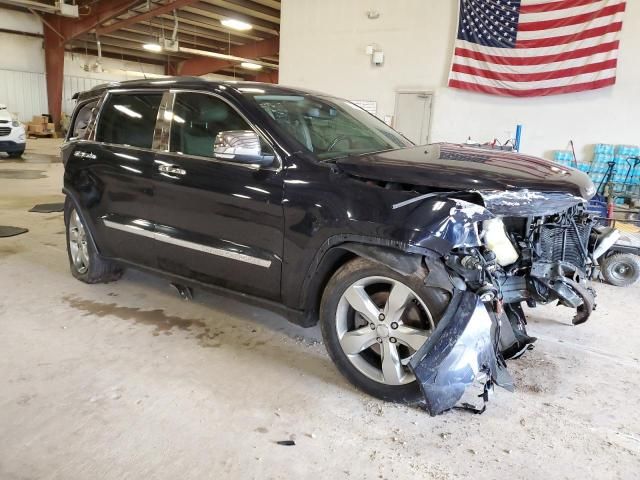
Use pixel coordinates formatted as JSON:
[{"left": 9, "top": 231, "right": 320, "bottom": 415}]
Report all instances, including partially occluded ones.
[
  {"left": 74, "top": 35, "right": 193, "bottom": 61},
  {"left": 67, "top": 47, "right": 168, "bottom": 66},
  {"left": 96, "top": 0, "right": 201, "bottom": 36},
  {"left": 137, "top": 18, "right": 245, "bottom": 45},
  {"left": 108, "top": 27, "right": 226, "bottom": 52},
  {"left": 178, "top": 35, "right": 278, "bottom": 75},
  {"left": 200, "top": 0, "right": 280, "bottom": 24}
]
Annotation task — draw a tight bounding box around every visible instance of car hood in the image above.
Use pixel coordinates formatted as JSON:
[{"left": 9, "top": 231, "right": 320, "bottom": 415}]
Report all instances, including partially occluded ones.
[{"left": 335, "top": 143, "right": 596, "bottom": 216}]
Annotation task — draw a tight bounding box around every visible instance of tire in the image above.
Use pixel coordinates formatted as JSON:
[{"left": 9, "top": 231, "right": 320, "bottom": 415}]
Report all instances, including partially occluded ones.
[
  {"left": 7, "top": 151, "right": 24, "bottom": 158},
  {"left": 601, "top": 253, "right": 640, "bottom": 287},
  {"left": 319, "top": 257, "right": 450, "bottom": 403},
  {"left": 64, "top": 198, "right": 123, "bottom": 283}
]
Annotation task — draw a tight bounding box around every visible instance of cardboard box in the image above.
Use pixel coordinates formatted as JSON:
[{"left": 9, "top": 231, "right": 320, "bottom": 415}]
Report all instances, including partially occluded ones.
[
  {"left": 46, "top": 123, "right": 55, "bottom": 131},
  {"left": 29, "top": 123, "right": 44, "bottom": 133},
  {"left": 32, "top": 115, "right": 48, "bottom": 125}
]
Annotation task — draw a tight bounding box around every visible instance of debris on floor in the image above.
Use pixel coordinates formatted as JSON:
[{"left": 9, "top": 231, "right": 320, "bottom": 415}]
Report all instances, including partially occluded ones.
[
  {"left": 0, "top": 226, "right": 28, "bottom": 237},
  {"left": 29, "top": 202, "right": 64, "bottom": 213}
]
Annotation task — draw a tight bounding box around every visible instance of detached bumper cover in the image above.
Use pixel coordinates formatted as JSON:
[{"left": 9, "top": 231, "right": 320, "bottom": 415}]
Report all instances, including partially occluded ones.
[{"left": 409, "top": 291, "right": 512, "bottom": 416}]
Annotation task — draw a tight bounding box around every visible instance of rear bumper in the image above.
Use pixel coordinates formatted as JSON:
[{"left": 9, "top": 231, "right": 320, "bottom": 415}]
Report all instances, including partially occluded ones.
[{"left": 0, "top": 140, "right": 26, "bottom": 153}]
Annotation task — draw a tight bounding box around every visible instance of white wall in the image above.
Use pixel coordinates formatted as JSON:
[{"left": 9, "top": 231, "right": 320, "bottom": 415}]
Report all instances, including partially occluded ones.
[
  {"left": 279, "top": 0, "right": 640, "bottom": 160},
  {"left": 0, "top": 9, "right": 164, "bottom": 121}
]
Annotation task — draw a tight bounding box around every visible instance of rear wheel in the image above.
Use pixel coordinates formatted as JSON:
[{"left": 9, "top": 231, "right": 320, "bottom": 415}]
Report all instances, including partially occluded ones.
[
  {"left": 601, "top": 253, "right": 640, "bottom": 287},
  {"left": 320, "top": 257, "right": 449, "bottom": 403},
  {"left": 65, "top": 199, "right": 123, "bottom": 283}
]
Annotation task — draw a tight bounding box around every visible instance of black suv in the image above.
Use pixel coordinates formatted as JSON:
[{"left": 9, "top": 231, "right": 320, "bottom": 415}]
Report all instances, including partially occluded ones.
[{"left": 63, "top": 78, "right": 613, "bottom": 414}]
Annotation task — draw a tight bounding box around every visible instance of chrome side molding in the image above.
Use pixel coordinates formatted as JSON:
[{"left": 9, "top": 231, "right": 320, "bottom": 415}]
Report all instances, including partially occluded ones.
[{"left": 103, "top": 217, "right": 272, "bottom": 268}]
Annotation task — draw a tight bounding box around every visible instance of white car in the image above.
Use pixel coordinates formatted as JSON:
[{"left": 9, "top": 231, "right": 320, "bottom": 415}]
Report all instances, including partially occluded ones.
[{"left": 0, "top": 104, "right": 26, "bottom": 158}]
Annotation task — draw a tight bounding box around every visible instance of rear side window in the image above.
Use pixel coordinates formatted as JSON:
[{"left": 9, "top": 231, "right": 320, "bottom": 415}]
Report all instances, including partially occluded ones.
[
  {"left": 96, "top": 92, "right": 162, "bottom": 148},
  {"left": 69, "top": 100, "right": 96, "bottom": 140}
]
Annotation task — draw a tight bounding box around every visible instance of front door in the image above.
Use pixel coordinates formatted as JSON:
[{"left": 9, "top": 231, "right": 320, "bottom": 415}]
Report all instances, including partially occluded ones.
[{"left": 151, "top": 91, "right": 284, "bottom": 301}]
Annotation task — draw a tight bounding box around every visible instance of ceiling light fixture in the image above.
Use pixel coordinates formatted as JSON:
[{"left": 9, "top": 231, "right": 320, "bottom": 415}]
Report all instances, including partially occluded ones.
[
  {"left": 240, "top": 62, "right": 262, "bottom": 70},
  {"left": 178, "top": 47, "right": 278, "bottom": 69},
  {"left": 143, "top": 42, "right": 163, "bottom": 52},
  {"left": 221, "top": 18, "right": 252, "bottom": 31}
]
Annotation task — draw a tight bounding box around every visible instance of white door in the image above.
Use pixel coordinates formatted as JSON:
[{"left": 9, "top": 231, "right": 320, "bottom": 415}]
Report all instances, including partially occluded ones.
[{"left": 394, "top": 92, "right": 432, "bottom": 145}]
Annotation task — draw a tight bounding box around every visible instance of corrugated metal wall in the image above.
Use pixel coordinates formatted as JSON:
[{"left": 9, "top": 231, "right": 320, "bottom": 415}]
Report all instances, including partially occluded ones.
[
  {"left": 0, "top": 69, "right": 47, "bottom": 122},
  {"left": 62, "top": 75, "right": 112, "bottom": 115},
  {"left": 0, "top": 69, "right": 112, "bottom": 122}
]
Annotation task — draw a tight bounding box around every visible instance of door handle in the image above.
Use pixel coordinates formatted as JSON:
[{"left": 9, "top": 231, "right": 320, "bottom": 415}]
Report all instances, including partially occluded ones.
[{"left": 158, "top": 164, "right": 186, "bottom": 176}]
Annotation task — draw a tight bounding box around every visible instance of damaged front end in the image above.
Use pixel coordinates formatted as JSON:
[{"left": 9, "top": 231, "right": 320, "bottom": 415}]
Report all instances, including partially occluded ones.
[{"left": 400, "top": 190, "right": 605, "bottom": 415}]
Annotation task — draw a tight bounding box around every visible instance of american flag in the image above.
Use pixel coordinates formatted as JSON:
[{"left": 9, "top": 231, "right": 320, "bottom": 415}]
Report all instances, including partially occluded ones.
[{"left": 449, "top": 0, "right": 626, "bottom": 97}]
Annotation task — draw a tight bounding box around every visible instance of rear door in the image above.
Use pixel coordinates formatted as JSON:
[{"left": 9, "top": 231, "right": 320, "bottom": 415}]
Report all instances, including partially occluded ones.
[
  {"left": 151, "top": 91, "right": 284, "bottom": 300},
  {"left": 68, "top": 90, "right": 163, "bottom": 268}
]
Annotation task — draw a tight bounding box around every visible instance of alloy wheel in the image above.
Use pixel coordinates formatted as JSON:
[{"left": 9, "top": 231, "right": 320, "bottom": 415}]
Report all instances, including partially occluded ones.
[
  {"left": 68, "top": 209, "right": 90, "bottom": 274},
  {"left": 335, "top": 276, "right": 434, "bottom": 386}
]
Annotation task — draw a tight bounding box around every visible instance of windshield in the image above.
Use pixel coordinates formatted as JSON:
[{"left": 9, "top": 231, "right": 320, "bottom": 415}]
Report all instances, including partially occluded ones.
[{"left": 243, "top": 92, "right": 412, "bottom": 160}]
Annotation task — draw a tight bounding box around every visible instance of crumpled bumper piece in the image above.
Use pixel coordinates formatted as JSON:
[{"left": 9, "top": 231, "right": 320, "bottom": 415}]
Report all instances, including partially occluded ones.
[{"left": 408, "top": 291, "right": 512, "bottom": 416}]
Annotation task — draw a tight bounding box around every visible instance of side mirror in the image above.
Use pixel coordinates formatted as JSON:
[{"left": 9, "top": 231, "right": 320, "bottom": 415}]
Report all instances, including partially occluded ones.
[{"left": 213, "top": 130, "right": 274, "bottom": 166}]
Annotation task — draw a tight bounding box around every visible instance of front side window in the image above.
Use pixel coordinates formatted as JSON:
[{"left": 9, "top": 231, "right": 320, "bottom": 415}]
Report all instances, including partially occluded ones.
[
  {"left": 170, "top": 92, "right": 263, "bottom": 159},
  {"left": 244, "top": 93, "right": 412, "bottom": 160},
  {"left": 96, "top": 92, "right": 162, "bottom": 148}
]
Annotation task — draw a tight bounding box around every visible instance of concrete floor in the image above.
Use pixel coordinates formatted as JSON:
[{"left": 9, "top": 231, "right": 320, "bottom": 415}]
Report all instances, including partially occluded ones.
[{"left": 1, "top": 139, "right": 639, "bottom": 480}]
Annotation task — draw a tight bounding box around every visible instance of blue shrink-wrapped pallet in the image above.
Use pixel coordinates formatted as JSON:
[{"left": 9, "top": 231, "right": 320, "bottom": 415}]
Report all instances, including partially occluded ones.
[
  {"left": 615, "top": 145, "right": 640, "bottom": 157},
  {"left": 594, "top": 144, "right": 615, "bottom": 155}
]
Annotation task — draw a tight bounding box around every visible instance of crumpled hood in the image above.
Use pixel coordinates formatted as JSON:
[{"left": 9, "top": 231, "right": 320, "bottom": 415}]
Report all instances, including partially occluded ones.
[{"left": 336, "top": 143, "right": 596, "bottom": 208}]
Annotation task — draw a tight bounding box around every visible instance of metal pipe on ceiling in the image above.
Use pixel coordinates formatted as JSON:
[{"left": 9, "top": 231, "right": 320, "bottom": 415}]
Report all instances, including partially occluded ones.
[{"left": 2, "top": 0, "right": 58, "bottom": 14}]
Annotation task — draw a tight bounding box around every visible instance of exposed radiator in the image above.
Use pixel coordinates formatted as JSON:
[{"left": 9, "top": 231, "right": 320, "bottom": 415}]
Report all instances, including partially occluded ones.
[{"left": 538, "top": 223, "right": 591, "bottom": 267}]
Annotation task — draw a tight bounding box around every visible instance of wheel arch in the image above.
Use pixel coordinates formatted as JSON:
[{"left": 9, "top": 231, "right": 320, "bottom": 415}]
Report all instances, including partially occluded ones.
[
  {"left": 298, "top": 239, "right": 429, "bottom": 327},
  {"left": 63, "top": 188, "right": 102, "bottom": 255}
]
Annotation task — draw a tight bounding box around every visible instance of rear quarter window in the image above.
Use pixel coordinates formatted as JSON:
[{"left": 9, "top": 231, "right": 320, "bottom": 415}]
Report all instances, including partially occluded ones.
[
  {"left": 95, "top": 92, "right": 162, "bottom": 149},
  {"left": 68, "top": 100, "right": 97, "bottom": 140}
]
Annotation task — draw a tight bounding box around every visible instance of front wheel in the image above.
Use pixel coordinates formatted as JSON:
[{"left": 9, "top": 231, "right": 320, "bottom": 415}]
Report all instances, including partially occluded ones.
[
  {"left": 7, "top": 150, "right": 24, "bottom": 158},
  {"left": 320, "top": 257, "right": 449, "bottom": 403}
]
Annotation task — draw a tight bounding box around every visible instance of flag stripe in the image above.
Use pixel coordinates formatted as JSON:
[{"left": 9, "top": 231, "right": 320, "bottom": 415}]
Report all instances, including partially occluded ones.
[
  {"left": 456, "top": 32, "right": 620, "bottom": 57},
  {"left": 515, "top": 21, "right": 622, "bottom": 47},
  {"left": 518, "top": 0, "right": 624, "bottom": 22},
  {"left": 454, "top": 40, "right": 619, "bottom": 66},
  {"left": 517, "top": 11, "right": 624, "bottom": 39},
  {"left": 519, "top": 1, "right": 625, "bottom": 30},
  {"left": 452, "top": 58, "right": 617, "bottom": 81},
  {"left": 520, "top": 0, "right": 608, "bottom": 14},
  {"left": 448, "top": 77, "right": 616, "bottom": 96},
  {"left": 453, "top": 49, "right": 618, "bottom": 73},
  {"left": 450, "top": 68, "right": 616, "bottom": 89}
]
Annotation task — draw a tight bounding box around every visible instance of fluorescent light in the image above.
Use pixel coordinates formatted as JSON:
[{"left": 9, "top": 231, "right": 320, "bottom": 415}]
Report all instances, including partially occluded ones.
[
  {"left": 114, "top": 105, "right": 142, "bottom": 118},
  {"left": 122, "top": 70, "right": 169, "bottom": 79},
  {"left": 178, "top": 47, "right": 279, "bottom": 69},
  {"left": 240, "top": 62, "right": 262, "bottom": 70},
  {"left": 221, "top": 18, "right": 252, "bottom": 31},
  {"left": 143, "top": 43, "right": 162, "bottom": 52}
]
